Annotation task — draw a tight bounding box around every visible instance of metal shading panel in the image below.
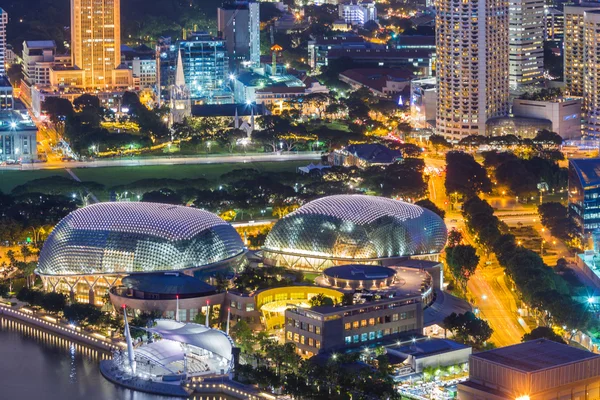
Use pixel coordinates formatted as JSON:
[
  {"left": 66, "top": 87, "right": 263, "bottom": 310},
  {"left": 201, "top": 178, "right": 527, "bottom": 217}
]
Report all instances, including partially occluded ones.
[
  {"left": 263, "top": 195, "right": 447, "bottom": 269},
  {"left": 37, "top": 203, "right": 245, "bottom": 276}
]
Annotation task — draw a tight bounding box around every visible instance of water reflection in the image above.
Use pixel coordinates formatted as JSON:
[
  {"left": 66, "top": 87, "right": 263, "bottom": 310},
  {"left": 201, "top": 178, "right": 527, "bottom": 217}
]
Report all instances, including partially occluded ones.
[{"left": 0, "top": 317, "right": 236, "bottom": 400}]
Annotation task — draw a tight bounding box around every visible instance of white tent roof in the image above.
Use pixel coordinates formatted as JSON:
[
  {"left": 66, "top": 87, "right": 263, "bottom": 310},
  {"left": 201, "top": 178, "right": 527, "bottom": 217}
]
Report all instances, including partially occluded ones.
[
  {"left": 147, "top": 320, "right": 233, "bottom": 361},
  {"left": 135, "top": 339, "right": 184, "bottom": 367}
]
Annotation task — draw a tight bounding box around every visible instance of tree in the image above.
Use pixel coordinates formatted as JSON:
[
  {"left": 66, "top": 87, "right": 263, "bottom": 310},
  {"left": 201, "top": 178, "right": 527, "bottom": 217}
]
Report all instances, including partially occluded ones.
[
  {"left": 445, "top": 151, "right": 492, "bottom": 198},
  {"left": 444, "top": 311, "right": 493, "bottom": 347},
  {"left": 429, "top": 134, "right": 452, "bottom": 152},
  {"left": 141, "top": 188, "right": 183, "bottom": 205},
  {"left": 415, "top": 198, "right": 445, "bottom": 219},
  {"left": 20, "top": 245, "right": 32, "bottom": 262},
  {"left": 445, "top": 245, "right": 479, "bottom": 290},
  {"left": 40, "top": 292, "right": 67, "bottom": 314},
  {"left": 448, "top": 229, "right": 463, "bottom": 247},
  {"left": 43, "top": 97, "right": 74, "bottom": 123},
  {"left": 230, "top": 320, "right": 256, "bottom": 354},
  {"left": 522, "top": 326, "right": 566, "bottom": 344},
  {"left": 63, "top": 303, "right": 103, "bottom": 326},
  {"left": 309, "top": 293, "right": 334, "bottom": 307}
]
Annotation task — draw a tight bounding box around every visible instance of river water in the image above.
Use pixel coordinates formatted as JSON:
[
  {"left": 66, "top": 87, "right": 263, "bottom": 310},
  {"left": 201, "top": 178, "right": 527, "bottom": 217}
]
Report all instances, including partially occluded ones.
[{"left": 0, "top": 317, "right": 234, "bottom": 400}]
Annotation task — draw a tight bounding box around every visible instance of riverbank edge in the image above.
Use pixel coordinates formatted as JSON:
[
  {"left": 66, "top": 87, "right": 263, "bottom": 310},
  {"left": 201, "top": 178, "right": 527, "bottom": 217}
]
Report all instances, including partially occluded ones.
[
  {"left": 0, "top": 305, "right": 120, "bottom": 353},
  {"left": 100, "top": 360, "right": 193, "bottom": 398}
]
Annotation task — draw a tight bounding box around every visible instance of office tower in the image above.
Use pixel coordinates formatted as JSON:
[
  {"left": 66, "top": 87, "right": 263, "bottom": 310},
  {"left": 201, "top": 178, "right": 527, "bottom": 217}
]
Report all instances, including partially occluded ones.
[
  {"left": 70, "top": 0, "right": 122, "bottom": 88},
  {"left": 435, "top": 0, "right": 509, "bottom": 137},
  {"left": 544, "top": 8, "right": 564, "bottom": 41},
  {"left": 509, "top": 0, "right": 545, "bottom": 88},
  {"left": 584, "top": 10, "right": 600, "bottom": 136},
  {"left": 217, "top": 0, "right": 260, "bottom": 69},
  {"left": 0, "top": 8, "right": 6, "bottom": 76},
  {"left": 564, "top": 5, "right": 600, "bottom": 96},
  {"left": 23, "top": 41, "right": 57, "bottom": 86},
  {"left": 177, "top": 32, "right": 232, "bottom": 104}
]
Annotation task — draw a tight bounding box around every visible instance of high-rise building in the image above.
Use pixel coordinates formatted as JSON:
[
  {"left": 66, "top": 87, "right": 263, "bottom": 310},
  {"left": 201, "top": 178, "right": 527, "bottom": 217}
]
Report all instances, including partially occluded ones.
[
  {"left": 584, "top": 10, "right": 600, "bottom": 136},
  {"left": 178, "top": 32, "right": 232, "bottom": 104},
  {"left": 217, "top": 0, "right": 260, "bottom": 70},
  {"left": 435, "top": 0, "right": 509, "bottom": 138},
  {"left": 68, "top": 0, "right": 131, "bottom": 89},
  {"left": 0, "top": 8, "right": 7, "bottom": 77},
  {"left": 544, "top": 8, "right": 564, "bottom": 41},
  {"left": 509, "top": 0, "right": 545, "bottom": 88},
  {"left": 22, "top": 41, "right": 57, "bottom": 87},
  {"left": 564, "top": 5, "right": 600, "bottom": 96}
]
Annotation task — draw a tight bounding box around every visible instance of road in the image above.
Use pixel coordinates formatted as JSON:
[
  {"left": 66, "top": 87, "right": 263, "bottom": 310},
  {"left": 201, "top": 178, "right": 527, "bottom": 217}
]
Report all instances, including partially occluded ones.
[
  {"left": 424, "top": 155, "right": 529, "bottom": 346},
  {"left": 1, "top": 152, "right": 322, "bottom": 171}
]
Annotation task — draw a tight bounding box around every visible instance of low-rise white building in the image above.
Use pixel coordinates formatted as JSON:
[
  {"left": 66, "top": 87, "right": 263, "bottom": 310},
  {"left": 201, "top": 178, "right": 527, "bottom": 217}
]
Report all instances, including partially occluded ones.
[
  {"left": 512, "top": 97, "right": 582, "bottom": 139},
  {"left": 23, "top": 40, "right": 57, "bottom": 87},
  {"left": 339, "top": 0, "right": 377, "bottom": 26}
]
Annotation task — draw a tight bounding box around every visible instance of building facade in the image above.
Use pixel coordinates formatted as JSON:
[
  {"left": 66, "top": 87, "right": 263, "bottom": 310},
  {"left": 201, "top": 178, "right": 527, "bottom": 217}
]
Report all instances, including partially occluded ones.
[
  {"left": 564, "top": 5, "right": 600, "bottom": 97},
  {"left": 435, "top": 0, "right": 509, "bottom": 138},
  {"left": 69, "top": 0, "right": 131, "bottom": 89},
  {"left": 458, "top": 339, "right": 600, "bottom": 399},
  {"left": 178, "top": 33, "right": 232, "bottom": 104},
  {"left": 285, "top": 295, "right": 422, "bottom": 357},
  {"left": 544, "top": 8, "right": 564, "bottom": 41},
  {"left": 338, "top": 1, "right": 377, "bottom": 26},
  {"left": 508, "top": 0, "right": 544, "bottom": 88},
  {"left": 0, "top": 8, "right": 7, "bottom": 76},
  {"left": 217, "top": 0, "right": 260, "bottom": 70},
  {"left": 0, "top": 111, "right": 38, "bottom": 162},
  {"left": 584, "top": 10, "right": 600, "bottom": 137},
  {"left": 512, "top": 97, "right": 582, "bottom": 139},
  {"left": 569, "top": 158, "right": 600, "bottom": 236},
  {"left": 22, "top": 40, "right": 57, "bottom": 87}
]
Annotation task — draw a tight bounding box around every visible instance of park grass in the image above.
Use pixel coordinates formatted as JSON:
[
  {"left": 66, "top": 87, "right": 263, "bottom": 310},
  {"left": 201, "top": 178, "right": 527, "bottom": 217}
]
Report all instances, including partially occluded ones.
[
  {"left": 0, "top": 160, "right": 310, "bottom": 193},
  {"left": 0, "top": 169, "right": 71, "bottom": 193}
]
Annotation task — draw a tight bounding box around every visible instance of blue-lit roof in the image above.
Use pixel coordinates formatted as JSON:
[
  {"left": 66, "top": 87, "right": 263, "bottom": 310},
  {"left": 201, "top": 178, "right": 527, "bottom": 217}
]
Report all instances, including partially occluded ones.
[
  {"left": 570, "top": 158, "right": 600, "bottom": 187},
  {"left": 345, "top": 144, "right": 403, "bottom": 164}
]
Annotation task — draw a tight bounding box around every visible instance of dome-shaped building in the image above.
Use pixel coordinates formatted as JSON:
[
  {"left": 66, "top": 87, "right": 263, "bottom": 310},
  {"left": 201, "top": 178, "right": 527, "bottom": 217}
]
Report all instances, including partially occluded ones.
[
  {"left": 263, "top": 195, "right": 446, "bottom": 271},
  {"left": 37, "top": 202, "right": 245, "bottom": 304}
]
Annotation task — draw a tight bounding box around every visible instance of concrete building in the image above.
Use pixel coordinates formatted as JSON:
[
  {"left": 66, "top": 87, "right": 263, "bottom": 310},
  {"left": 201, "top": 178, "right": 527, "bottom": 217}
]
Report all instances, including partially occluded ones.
[
  {"left": 508, "top": 0, "right": 544, "bottom": 88},
  {"left": 0, "top": 76, "right": 13, "bottom": 110},
  {"left": 544, "top": 8, "right": 564, "bottom": 41},
  {"left": 435, "top": 0, "right": 509, "bottom": 137},
  {"left": 583, "top": 10, "right": 600, "bottom": 137},
  {"left": 217, "top": 0, "right": 260, "bottom": 70},
  {"left": 338, "top": 1, "right": 377, "bottom": 26},
  {"left": 22, "top": 41, "right": 57, "bottom": 87},
  {"left": 178, "top": 32, "right": 232, "bottom": 104},
  {"left": 307, "top": 34, "right": 367, "bottom": 70},
  {"left": 387, "top": 338, "right": 471, "bottom": 373},
  {"left": 328, "top": 144, "right": 403, "bottom": 167},
  {"left": 410, "top": 77, "right": 436, "bottom": 130},
  {"left": 512, "top": 97, "right": 582, "bottom": 138},
  {"left": 338, "top": 68, "right": 412, "bottom": 98},
  {"left": 0, "top": 110, "right": 37, "bottom": 163},
  {"left": 569, "top": 158, "right": 600, "bottom": 236},
  {"left": 393, "top": 35, "right": 435, "bottom": 51},
  {"left": 285, "top": 295, "right": 422, "bottom": 357},
  {"left": 458, "top": 339, "right": 600, "bottom": 399},
  {"left": 0, "top": 8, "right": 7, "bottom": 76},
  {"left": 69, "top": 0, "right": 132, "bottom": 89},
  {"left": 327, "top": 48, "right": 434, "bottom": 75},
  {"left": 564, "top": 5, "right": 600, "bottom": 97},
  {"left": 121, "top": 45, "right": 157, "bottom": 90}
]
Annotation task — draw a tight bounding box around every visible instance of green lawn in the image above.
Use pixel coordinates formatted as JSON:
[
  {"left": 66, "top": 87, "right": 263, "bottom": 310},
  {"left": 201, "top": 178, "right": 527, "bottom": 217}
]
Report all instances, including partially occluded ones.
[
  {"left": 0, "top": 169, "right": 70, "bottom": 193},
  {"left": 0, "top": 160, "right": 310, "bottom": 193}
]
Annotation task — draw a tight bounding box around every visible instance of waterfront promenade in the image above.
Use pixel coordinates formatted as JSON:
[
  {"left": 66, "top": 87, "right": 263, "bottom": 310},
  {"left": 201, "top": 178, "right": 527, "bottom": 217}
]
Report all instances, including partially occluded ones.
[{"left": 0, "top": 303, "right": 122, "bottom": 352}]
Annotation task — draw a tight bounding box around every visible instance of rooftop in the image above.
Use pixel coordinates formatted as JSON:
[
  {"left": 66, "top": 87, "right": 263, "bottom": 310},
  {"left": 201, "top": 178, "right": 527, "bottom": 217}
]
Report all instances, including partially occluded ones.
[
  {"left": 191, "top": 103, "right": 267, "bottom": 117},
  {"left": 390, "top": 338, "right": 470, "bottom": 359},
  {"left": 323, "top": 265, "right": 396, "bottom": 280},
  {"left": 570, "top": 158, "right": 600, "bottom": 187},
  {"left": 342, "top": 143, "right": 403, "bottom": 164},
  {"left": 122, "top": 273, "right": 216, "bottom": 295},
  {"left": 472, "top": 339, "right": 600, "bottom": 373},
  {"left": 25, "top": 40, "right": 56, "bottom": 49},
  {"left": 328, "top": 48, "right": 433, "bottom": 59}
]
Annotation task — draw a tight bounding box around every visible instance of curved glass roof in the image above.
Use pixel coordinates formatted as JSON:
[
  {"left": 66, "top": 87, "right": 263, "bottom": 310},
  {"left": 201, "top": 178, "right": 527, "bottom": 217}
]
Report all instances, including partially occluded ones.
[
  {"left": 263, "top": 195, "right": 447, "bottom": 260},
  {"left": 37, "top": 203, "right": 244, "bottom": 276}
]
